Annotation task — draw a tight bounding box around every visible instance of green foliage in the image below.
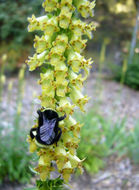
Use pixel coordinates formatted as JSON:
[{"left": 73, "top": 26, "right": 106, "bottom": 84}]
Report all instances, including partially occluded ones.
[
  {"left": 114, "top": 51, "right": 139, "bottom": 90},
  {"left": 0, "top": 0, "right": 42, "bottom": 72},
  {"left": 36, "top": 177, "right": 66, "bottom": 190},
  {"left": 126, "top": 121, "right": 139, "bottom": 164},
  {"left": 0, "top": 0, "right": 42, "bottom": 44},
  {"left": 75, "top": 111, "right": 106, "bottom": 174},
  {"left": 76, "top": 109, "right": 139, "bottom": 174},
  {"left": 0, "top": 66, "right": 33, "bottom": 184},
  {"left": 124, "top": 53, "right": 139, "bottom": 90},
  {"left": 25, "top": 177, "right": 66, "bottom": 190},
  {"left": 0, "top": 115, "right": 32, "bottom": 183}
]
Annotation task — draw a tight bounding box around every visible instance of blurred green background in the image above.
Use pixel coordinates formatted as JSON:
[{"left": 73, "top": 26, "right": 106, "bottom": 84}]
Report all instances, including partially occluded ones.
[{"left": 0, "top": 0, "right": 139, "bottom": 189}]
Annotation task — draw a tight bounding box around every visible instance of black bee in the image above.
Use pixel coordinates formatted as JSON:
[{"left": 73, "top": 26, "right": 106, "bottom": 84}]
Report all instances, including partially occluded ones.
[{"left": 30, "top": 109, "right": 66, "bottom": 146}]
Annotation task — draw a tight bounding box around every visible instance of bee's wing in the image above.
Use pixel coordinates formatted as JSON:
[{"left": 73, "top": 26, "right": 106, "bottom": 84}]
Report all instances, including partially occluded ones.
[{"left": 39, "top": 118, "right": 57, "bottom": 144}]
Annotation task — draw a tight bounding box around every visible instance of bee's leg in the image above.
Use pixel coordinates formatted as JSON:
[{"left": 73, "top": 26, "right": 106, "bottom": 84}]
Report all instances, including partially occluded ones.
[
  {"left": 37, "top": 109, "right": 43, "bottom": 127},
  {"left": 58, "top": 114, "right": 66, "bottom": 122},
  {"left": 30, "top": 128, "right": 37, "bottom": 139},
  {"left": 55, "top": 128, "right": 62, "bottom": 146}
]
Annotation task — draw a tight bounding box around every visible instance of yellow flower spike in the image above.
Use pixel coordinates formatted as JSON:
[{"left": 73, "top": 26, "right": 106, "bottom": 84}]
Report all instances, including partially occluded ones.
[
  {"left": 42, "top": 0, "right": 59, "bottom": 12},
  {"left": 34, "top": 35, "right": 52, "bottom": 53},
  {"left": 26, "top": 0, "right": 95, "bottom": 184}
]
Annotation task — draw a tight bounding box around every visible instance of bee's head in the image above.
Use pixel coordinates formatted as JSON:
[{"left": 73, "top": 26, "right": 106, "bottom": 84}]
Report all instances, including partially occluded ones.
[
  {"left": 37, "top": 109, "right": 59, "bottom": 120},
  {"left": 43, "top": 109, "right": 58, "bottom": 120}
]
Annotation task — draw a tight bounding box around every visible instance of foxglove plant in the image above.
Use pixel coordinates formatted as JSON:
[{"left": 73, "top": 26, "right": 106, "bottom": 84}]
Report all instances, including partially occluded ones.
[{"left": 26, "top": 0, "right": 96, "bottom": 186}]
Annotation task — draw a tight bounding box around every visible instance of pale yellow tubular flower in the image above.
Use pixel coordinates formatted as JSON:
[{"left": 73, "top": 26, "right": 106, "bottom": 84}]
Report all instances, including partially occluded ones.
[
  {"left": 70, "top": 87, "right": 89, "bottom": 112},
  {"left": 41, "top": 80, "right": 55, "bottom": 98},
  {"left": 34, "top": 35, "right": 52, "bottom": 53},
  {"left": 35, "top": 165, "right": 54, "bottom": 181},
  {"left": 54, "top": 60, "right": 68, "bottom": 71},
  {"left": 58, "top": 6, "right": 73, "bottom": 29},
  {"left": 49, "top": 53, "right": 65, "bottom": 68},
  {"left": 43, "top": 16, "right": 59, "bottom": 35},
  {"left": 51, "top": 34, "right": 68, "bottom": 54},
  {"left": 42, "top": 0, "right": 59, "bottom": 12},
  {"left": 54, "top": 71, "right": 67, "bottom": 85},
  {"left": 70, "top": 34, "right": 87, "bottom": 53},
  {"left": 67, "top": 49, "right": 84, "bottom": 72},
  {"left": 85, "top": 21, "right": 96, "bottom": 39},
  {"left": 64, "top": 116, "right": 83, "bottom": 138},
  {"left": 69, "top": 19, "right": 85, "bottom": 36},
  {"left": 68, "top": 153, "right": 84, "bottom": 168},
  {"left": 39, "top": 95, "right": 56, "bottom": 109},
  {"left": 26, "top": 50, "right": 48, "bottom": 71},
  {"left": 60, "top": 161, "right": 74, "bottom": 182},
  {"left": 56, "top": 97, "right": 75, "bottom": 116},
  {"left": 28, "top": 15, "right": 48, "bottom": 32},
  {"left": 27, "top": 135, "right": 37, "bottom": 153},
  {"left": 68, "top": 69, "right": 83, "bottom": 89},
  {"left": 55, "top": 146, "right": 69, "bottom": 170},
  {"left": 75, "top": 0, "right": 96, "bottom": 18}
]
